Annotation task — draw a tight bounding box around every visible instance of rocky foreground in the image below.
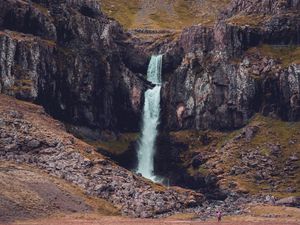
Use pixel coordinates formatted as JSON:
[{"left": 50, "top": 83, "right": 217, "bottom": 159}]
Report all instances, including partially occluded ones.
[
  {"left": 0, "top": 161, "right": 119, "bottom": 223},
  {"left": 1, "top": 94, "right": 299, "bottom": 223},
  {"left": 0, "top": 94, "right": 203, "bottom": 219}
]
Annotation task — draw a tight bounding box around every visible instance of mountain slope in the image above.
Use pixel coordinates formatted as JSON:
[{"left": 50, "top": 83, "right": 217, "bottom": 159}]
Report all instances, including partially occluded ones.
[
  {"left": 0, "top": 94, "right": 203, "bottom": 219},
  {"left": 100, "top": 0, "right": 231, "bottom": 29},
  {"left": 0, "top": 162, "right": 118, "bottom": 223},
  {"left": 158, "top": 114, "right": 300, "bottom": 198}
]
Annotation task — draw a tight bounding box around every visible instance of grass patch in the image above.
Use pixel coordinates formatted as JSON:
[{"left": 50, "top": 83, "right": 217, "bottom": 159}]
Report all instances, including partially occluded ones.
[
  {"left": 250, "top": 205, "right": 300, "bottom": 219},
  {"left": 248, "top": 45, "right": 300, "bottom": 67},
  {"left": 170, "top": 114, "right": 300, "bottom": 197},
  {"left": 0, "top": 162, "right": 119, "bottom": 216},
  {"left": 100, "top": 0, "right": 231, "bottom": 29},
  {"left": 8, "top": 78, "right": 34, "bottom": 94},
  {"left": 149, "top": 10, "right": 177, "bottom": 29},
  {"left": 198, "top": 166, "right": 210, "bottom": 176},
  {"left": 216, "top": 129, "right": 240, "bottom": 149},
  {"left": 225, "top": 205, "right": 300, "bottom": 223},
  {"left": 99, "top": 0, "right": 140, "bottom": 28},
  {"left": 226, "top": 14, "right": 270, "bottom": 27},
  {"left": 167, "top": 212, "right": 197, "bottom": 220},
  {"left": 226, "top": 115, "right": 300, "bottom": 196},
  {"left": 87, "top": 133, "right": 139, "bottom": 155},
  {"left": 32, "top": 3, "right": 50, "bottom": 16},
  {"left": 42, "top": 39, "right": 56, "bottom": 47},
  {"left": 233, "top": 177, "right": 271, "bottom": 194},
  {"left": 174, "top": 0, "right": 229, "bottom": 28}
]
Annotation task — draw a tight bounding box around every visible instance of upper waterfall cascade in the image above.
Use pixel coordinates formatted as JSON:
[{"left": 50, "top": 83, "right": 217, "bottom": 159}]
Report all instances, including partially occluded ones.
[{"left": 136, "top": 55, "right": 162, "bottom": 181}]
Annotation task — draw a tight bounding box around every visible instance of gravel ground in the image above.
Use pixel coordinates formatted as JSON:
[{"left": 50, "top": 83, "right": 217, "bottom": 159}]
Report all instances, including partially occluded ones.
[{"left": 8, "top": 216, "right": 300, "bottom": 225}]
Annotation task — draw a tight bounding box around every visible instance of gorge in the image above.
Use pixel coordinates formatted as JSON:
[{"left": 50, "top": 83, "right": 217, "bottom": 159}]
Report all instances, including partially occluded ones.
[{"left": 0, "top": 0, "right": 300, "bottom": 224}]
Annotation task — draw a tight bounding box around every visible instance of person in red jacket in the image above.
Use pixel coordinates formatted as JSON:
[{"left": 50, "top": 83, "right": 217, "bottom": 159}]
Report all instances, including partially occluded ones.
[{"left": 216, "top": 210, "right": 222, "bottom": 222}]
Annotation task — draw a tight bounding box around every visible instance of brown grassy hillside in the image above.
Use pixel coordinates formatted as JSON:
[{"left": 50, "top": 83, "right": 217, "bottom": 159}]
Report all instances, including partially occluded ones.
[
  {"left": 172, "top": 115, "right": 300, "bottom": 198},
  {"left": 99, "top": 0, "right": 231, "bottom": 29},
  {"left": 0, "top": 162, "right": 118, "bottom": 223}
]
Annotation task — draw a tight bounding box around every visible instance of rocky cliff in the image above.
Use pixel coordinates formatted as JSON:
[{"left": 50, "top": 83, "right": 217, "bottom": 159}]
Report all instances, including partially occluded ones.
[
  {"left": 161, "top": 0, "right": 300, "bottom": 130},
  {"left": 1, "top": 0, "right": 300, "bottom": 212},
  {"left": 0, "top": 0, "right": 150, "bottom": 135},
  {"left": 1, "top": 0, "right": 300, "bottom": 134}
]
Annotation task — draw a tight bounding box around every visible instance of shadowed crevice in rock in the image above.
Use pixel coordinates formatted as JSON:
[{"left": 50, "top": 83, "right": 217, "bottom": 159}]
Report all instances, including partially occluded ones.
[
  {"left": 0, "top": 0, "right": 151, "bottom": 133},
  {"left": 153, "top": 133, "right": 228, "bottom": 201}
]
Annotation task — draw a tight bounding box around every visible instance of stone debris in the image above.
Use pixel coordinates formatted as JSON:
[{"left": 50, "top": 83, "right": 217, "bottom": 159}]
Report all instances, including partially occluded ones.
[{"left": 0, "top": 95, "right": 204, "bottom": 218}]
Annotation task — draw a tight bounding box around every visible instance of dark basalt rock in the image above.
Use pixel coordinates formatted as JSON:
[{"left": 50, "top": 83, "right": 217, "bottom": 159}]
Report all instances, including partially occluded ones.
[
  {"left": 1, "top": 0, "right": 300, "bottom": 133},
  {"left": 191, "top": 154, "right": 204, "bottom": 168},
  {"left": 223, "top": 0, "right": 300, "bottom": 17},
  {"left": 160, "top": 1, "right": 300, "bottom": 131},
  {"left": 153, "top": 133, "right": 226, "bottom": 199},
  {"left": 0, "top": 0, "right": 149, "bottom": 134}
]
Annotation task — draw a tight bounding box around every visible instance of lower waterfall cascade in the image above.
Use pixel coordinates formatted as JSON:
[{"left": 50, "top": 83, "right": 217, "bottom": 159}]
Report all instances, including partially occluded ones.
[{"left": 136, "top": 55, "right": 163, "bottom": 181}]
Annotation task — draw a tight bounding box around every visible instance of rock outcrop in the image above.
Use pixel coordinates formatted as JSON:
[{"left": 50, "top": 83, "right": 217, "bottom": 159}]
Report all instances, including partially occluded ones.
[
  {"left": 1, "top": 0, "right": 300, "bottom": 133},
  {"left": 153, "top": 115, "right": 300, "bottom": 200},
  {"left": 276, "top": 196, "right": 300, "bottom": 207},
  {"left": 0, "top": 94, "right": 204, "bottom": 218},
  {"left": 160, "top": 0, "right": 300, "bottom": 131},
  {"left": 0, "top": 0, "right": 149, "bottom": 134}
]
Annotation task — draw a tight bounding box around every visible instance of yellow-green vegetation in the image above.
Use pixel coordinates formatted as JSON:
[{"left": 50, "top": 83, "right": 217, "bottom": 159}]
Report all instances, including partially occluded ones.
[
  {"left": 99, "top": 0, "right": 140, "bottom": 28},
  {"left": 87, "top": 133, "right": 139, "bottom": 155},
  {"left": 249, "top": 45, "right": 300, "bottom": 67},
  {"left": 99, "top": 0, "right": 231, "bottom": 29},
  {"left": 223, "top": 115, "right": 300, "bottom": 197},
  {"left": 249, "top": 205, "right": 300, "bottom": 219},
  {"left": 32, "top": 3, "right": 50, "bottom": 16},
  {"left": 1, "top": 30, "right": 35, "bottom": 42},
  {"left": 174, "top": 0, "right": 231, "bottom": 27},
  {"left": 226, "top": 14, "right": 270, "bottom": 27},
  {"left": 167, "top": 212, "right": 198, "bottom": 220},
  {"left": 42, "top": 39, "right": 56, "bottom": 47},
  {"left": 16, "top": 79, "right": 33, "bottom": 86},
  {"left": 224, "top": 205, "right": 300, "bottom": 223},
  {"left": 149, "top": 10, "right": 177, "bottom": 29},
  {"left": 0, "top": 162, "right": 119, "bottom": 216},
  {"left": 8, "top": 79, "right": 34, "bottom": 93},
  {"left": 170, "top": 114, "right": 300, "bottom": 198}
]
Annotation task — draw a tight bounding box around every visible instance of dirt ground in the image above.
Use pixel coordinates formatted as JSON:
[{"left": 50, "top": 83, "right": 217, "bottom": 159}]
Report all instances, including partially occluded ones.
[
  {"left": 6, "top": 206, "right": 300, "bottom": 225},
  {"left": 6, "top": 215, "right": 300, "bottom": 225},
  {"left": 0, "top": 162, "right": 118, "bottom": 224}
]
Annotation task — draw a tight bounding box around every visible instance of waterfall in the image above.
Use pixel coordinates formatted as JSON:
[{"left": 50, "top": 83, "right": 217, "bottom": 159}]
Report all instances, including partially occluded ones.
[{"left": 136, "top": 55, "right": 162, "bottom": 181}]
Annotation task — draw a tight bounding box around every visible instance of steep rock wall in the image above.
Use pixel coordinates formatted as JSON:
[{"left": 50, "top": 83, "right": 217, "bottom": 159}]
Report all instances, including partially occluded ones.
[
  {"left": 0, "top": 0, "right": 149, "bottom": 134},
  {"left": 161, "top": 0, "right": 300, "bottom": 130}
]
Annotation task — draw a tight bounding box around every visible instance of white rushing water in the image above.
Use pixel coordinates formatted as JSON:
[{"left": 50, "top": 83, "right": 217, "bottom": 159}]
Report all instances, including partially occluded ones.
[{"left": 137, "top": 55, "right": 162, "bottom": 181}]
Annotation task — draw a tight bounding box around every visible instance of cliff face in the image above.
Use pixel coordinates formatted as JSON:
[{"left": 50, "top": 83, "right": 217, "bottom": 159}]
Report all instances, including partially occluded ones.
[
  {"left": 0, "top": 0, "right": 300, "bottom": 218},
  {"left": 0, "top": 0, "right": 149, "bottom": 134},
  {"left": 161, "top": 0, "right": 300, "bottom": 130},
  {"left": 225, "top": 0, "right": 300, "bottom": 15},
  {"left": 1, "top": 0, "right": 300, "bottom": 133}
]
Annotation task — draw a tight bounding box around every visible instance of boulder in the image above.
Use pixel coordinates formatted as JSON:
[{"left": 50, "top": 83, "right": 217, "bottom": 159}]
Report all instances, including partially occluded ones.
[{"left": 276, "top": 196, "right": 300, "bottom": 207}]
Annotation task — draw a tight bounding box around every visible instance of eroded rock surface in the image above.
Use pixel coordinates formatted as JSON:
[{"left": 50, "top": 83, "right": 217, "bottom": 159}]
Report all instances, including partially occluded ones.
[
  {"left": 0, "top": 0, "right": 149, "bottom": 133},
  {"left": 160, "top": 0, "right": 300, "bottom": 130},
  {"left": 0, "top": 94, "right": 204, "bottom": 218}
]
